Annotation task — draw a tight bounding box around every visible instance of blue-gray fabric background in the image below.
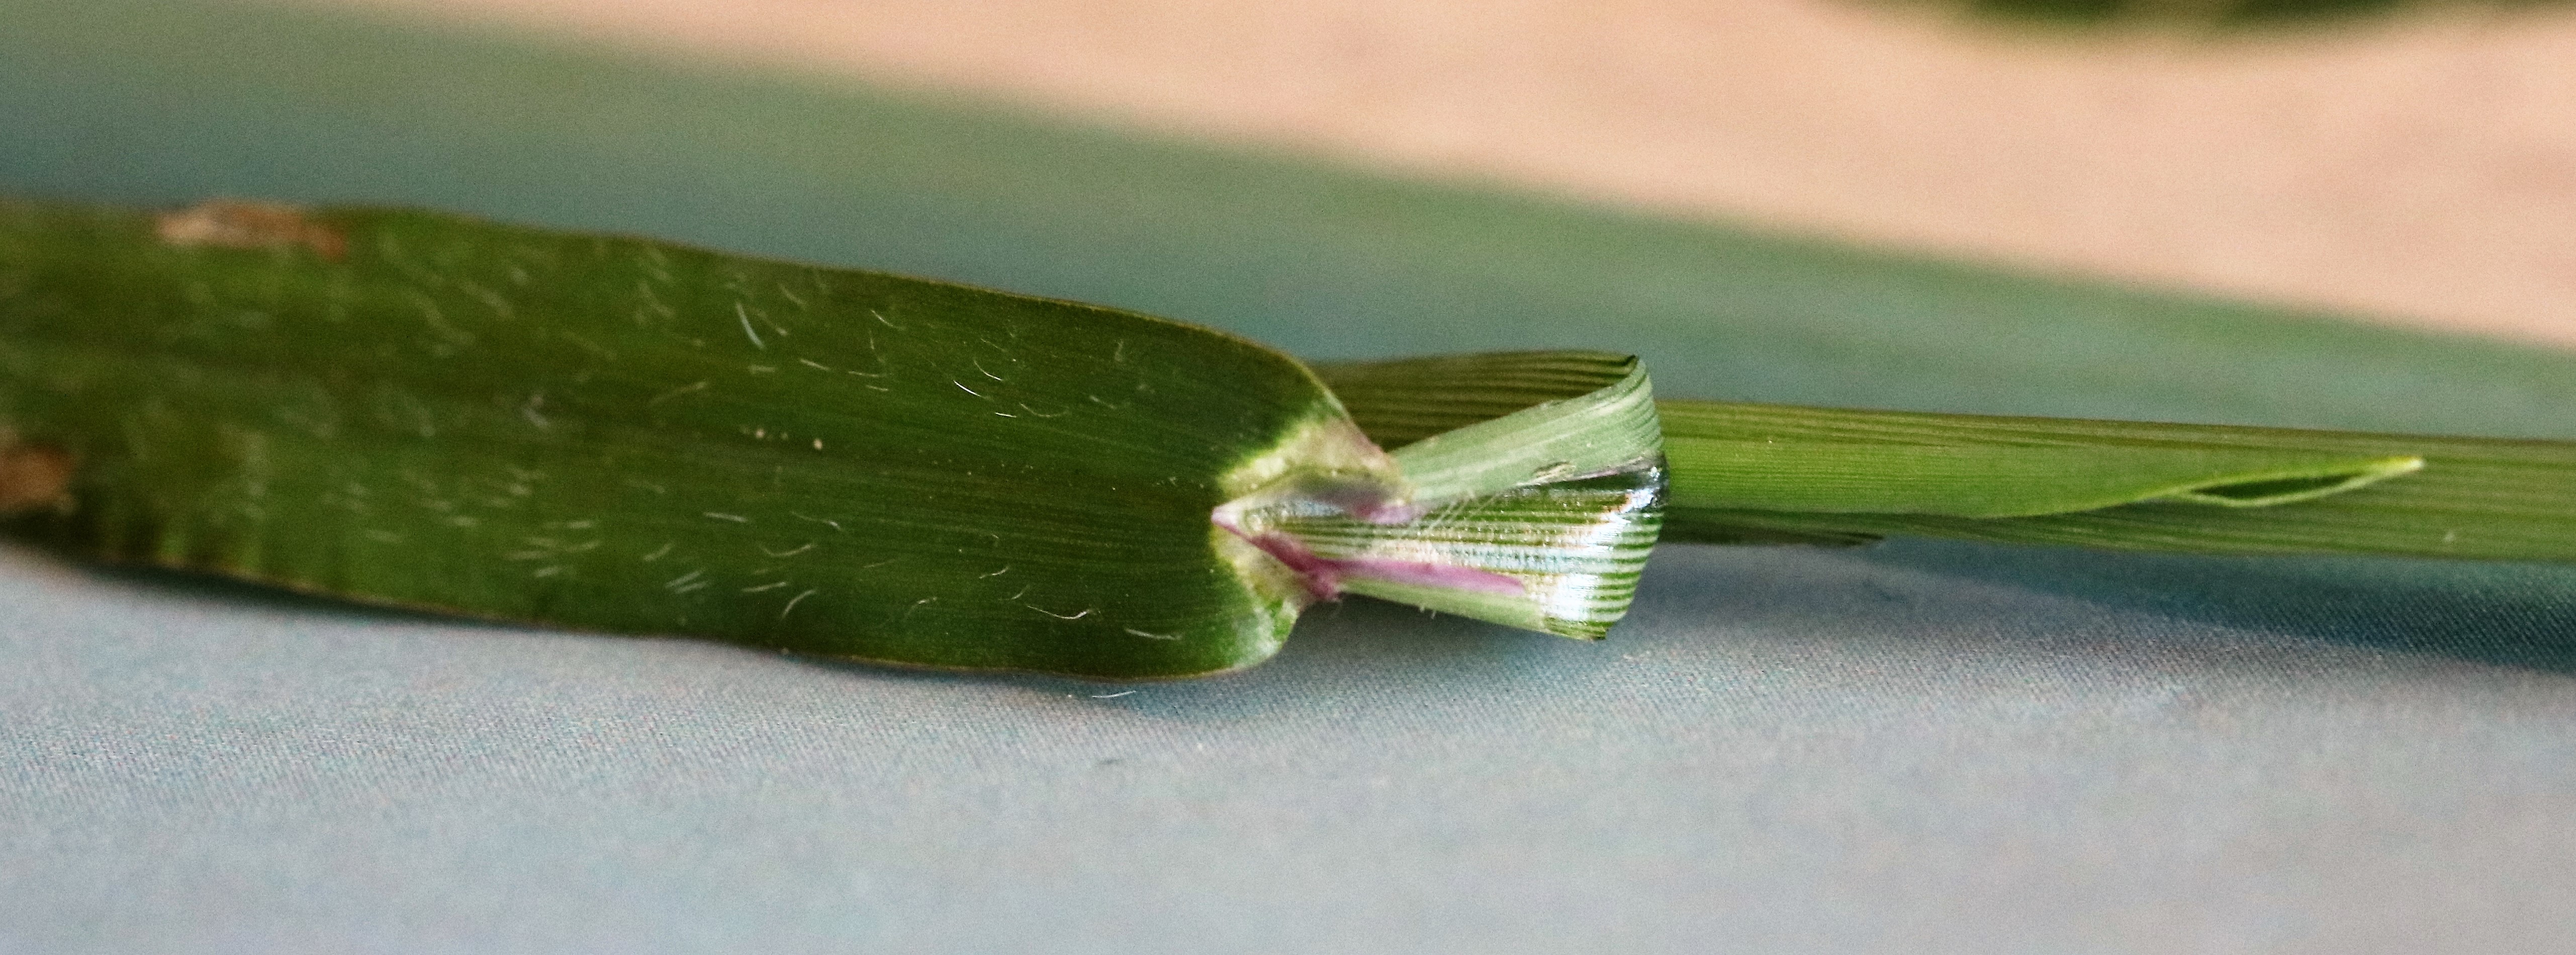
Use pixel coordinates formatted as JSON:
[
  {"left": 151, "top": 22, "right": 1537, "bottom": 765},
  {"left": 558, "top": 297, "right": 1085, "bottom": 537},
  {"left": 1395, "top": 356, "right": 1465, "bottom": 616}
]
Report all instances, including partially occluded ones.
[{"left": 6, "top": 3, "right": 2575, "bottom": 951}]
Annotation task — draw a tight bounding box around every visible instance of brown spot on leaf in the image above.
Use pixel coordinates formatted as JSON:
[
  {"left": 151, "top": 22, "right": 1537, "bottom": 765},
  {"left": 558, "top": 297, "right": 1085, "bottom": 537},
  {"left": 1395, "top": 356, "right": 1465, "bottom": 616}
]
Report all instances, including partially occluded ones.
[
  {"left": 155, "top": 199, "right": 346, "bottom": 261},
  {"left": 0, "top": 441, "right": 73, "bottom": 513},
  {"left": 0, "top": 440, "right": 73, "bottom": 517}
]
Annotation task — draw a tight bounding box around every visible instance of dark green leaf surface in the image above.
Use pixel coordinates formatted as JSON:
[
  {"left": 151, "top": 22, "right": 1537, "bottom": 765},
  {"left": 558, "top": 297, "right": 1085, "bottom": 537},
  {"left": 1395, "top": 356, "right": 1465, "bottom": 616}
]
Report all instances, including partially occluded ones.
[
  {"left": 0, "top": 199, "right": 1354, "bottom": 677},
  {"left": 0, "top": 199, "right": 1697, "bottom": 676}
]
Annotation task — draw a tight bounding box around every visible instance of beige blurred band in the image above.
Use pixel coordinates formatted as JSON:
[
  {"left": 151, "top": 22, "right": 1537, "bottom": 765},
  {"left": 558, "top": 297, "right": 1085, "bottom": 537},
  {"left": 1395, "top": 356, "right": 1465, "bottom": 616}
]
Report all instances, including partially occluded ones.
[{"left": 297, "top": 0, "right": 2576, "bottom": 348}]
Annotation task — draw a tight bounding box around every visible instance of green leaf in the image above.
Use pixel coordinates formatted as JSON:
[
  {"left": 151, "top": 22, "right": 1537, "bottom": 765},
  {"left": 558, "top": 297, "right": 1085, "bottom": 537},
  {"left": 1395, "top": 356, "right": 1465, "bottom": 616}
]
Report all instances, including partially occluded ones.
[
  {"left": 11, "top": 194, "right": 2576, "bottom": 678},
  {"left": 1664, "top": 402, "right": 2421, "bottom": 517},
  {"left": 0, "top": 198, "right": 1394, "bottom": 678},
  {"left": 0, "top": 199, "right": 1684, "bottom": 675},
  {"left": 1659, "top": 400, "right": 2576, "bottom": 562}
]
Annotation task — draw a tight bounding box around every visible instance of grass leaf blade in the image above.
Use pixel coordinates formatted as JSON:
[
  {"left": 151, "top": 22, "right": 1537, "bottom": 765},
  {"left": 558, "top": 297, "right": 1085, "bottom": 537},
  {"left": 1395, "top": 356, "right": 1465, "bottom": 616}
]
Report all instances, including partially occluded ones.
[
  {"left": 1660, "top": 399, "right": 2576, "bottom": 562},
  {"left": 0, "top": 199, "right": 1375, "bottom": 677}
]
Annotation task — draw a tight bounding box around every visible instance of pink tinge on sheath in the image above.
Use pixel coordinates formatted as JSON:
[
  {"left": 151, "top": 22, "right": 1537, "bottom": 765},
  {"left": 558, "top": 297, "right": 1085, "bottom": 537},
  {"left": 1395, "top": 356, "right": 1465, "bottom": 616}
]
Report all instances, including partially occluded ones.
[{"left": 1232, "top": 529, "right": 1525, "bottom": 601}]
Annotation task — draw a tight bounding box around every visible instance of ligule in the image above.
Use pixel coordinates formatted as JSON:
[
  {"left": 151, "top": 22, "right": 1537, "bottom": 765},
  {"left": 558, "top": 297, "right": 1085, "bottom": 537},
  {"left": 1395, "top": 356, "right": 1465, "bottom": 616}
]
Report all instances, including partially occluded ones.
[
  {"left": 1258, "top": 463, "right": 1663, "bottom": 639},
  {"left": 1225, "top": 353, "right": 1668, "bottom": 640}
]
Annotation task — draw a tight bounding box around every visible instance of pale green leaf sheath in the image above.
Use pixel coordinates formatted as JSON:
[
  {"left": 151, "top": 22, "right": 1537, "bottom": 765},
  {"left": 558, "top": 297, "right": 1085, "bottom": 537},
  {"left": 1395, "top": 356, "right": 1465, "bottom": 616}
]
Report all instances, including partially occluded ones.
[
  {"left": 0, "top": 199, "right": 1661, "bottom": 678},
  {"left": 1257, "top": 353, "right": 1667, "bottom": 639}
]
